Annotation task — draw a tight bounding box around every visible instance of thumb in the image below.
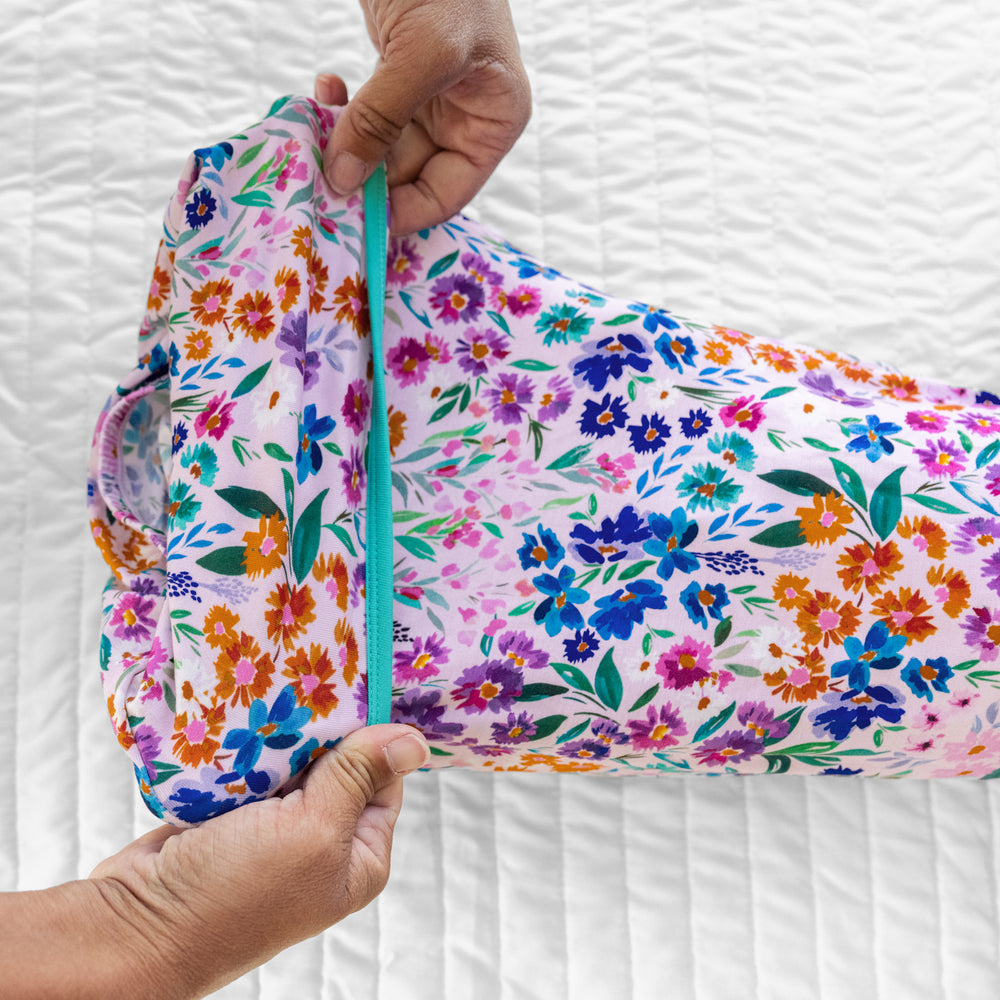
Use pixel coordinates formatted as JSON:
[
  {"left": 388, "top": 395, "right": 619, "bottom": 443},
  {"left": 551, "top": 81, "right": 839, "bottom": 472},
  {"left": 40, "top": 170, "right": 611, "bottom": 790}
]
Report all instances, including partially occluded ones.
[{"left": 322, "top": 56, "right": 458, "bottom": 196}]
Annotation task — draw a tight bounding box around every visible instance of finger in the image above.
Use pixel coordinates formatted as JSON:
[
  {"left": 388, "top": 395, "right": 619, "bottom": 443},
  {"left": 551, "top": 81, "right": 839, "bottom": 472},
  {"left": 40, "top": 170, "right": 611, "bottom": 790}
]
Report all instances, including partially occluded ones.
[
  {"left": 384, "top": 120, "right": 437, "bottom": 189},
  {"left": 315, "top": 73, "right": 349, "bottom": 107},
  {"left": 323, "top": 55, "right": 465, "bottom": 196},
  {"left": 88, "top": 823, "right": 185, "bottom": 878},
  {"left": 388, "top": 148, "right": 494, "bottom": 236}
]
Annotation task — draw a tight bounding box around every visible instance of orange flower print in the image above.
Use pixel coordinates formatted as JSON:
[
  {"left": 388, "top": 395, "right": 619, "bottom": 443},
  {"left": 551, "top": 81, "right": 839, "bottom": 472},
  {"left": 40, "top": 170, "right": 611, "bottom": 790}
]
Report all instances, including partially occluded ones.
[
  {"left": 836, "top": 539, "right": 903, "bottom": 595},
  {"left": 232, "top": 290, "right": 275, "bottom": 342},
  {"left": 273, "top": 266, "right": 301, "bottom": 312},
  {"left": 109, "top": 693, "right": 135, "bottom": 751},
  {"left": 282, "top": 643, "right": 339, "bottom": 719},
  {"left": 872, "top": 587, "right": 937, "bottom": 642},
  {"left": 147, "top": 263, "right": 171, "bottom": 312},
  {"left": 796, "top": 591, "right": 861, "bottom": 648},
  {"left": 265, "top": 581, "right": 317, "bottom": 653},
  {"left": 332, "top": 273, "right": 370, "bottom": 334},
  {"left": 796, "top": 350, "right": 823, "bottom": 371},
  {"left": 925, "top": 564, "right": 971, "bottom": 618},
  {"left": 703, "top": 339, "right": 733, "bottom": 365},
  {"left": 203, "top": 604, "right": 241, "bottom": 649},
  {"left": 172, "top": 703, "right": 226, "bottom": 768},
  {"left": 834, "top": 359, "right": 873, "bottom": 384},
  {"left": 772, "top": 572, "right": 812, "bottom": 610},
  {"left": 388, "top": 405, "right": 407, "bottom": 457},
  {"left": 242, "top": 512, "right": 288, "bottom": 579},
  {"left": 214, "top": 633, "right": 276, "bottom": 708},
  {"left": 190, "top": 278, "right": 234, "bottom": 326},
  {"left": 512, "top": 752, "right": 604, "bottom": 774},
  {"left": 184, "top": 328, "right": 213, "bottom": 361},
  {"left": 896, "top": 516, "right": 948, "bottom": 559},
  {"left": 312, "top": 552, "right": 350, "bottom": 611},
  {"left": 713, "top": 325, "right": 752, "bottom": 346},
  {"left": 291, "top": 224, "right": 313, "bottom": 261},
  {"left": 763, "top": 645, "right": 829, "bottom": 703},
  {"left": 756, "top": 343, "right": 797, "bottom": 374},
  {"left": 308, "top": 250, "right": 329, "bottom": 313},
  {"left": 879, "top": 372, "right": 920, "bottom": 403},
  {"left": 796, "top": 491, "right": 854, "bottom": 546},
  {"left": 335, "top": 616, "right": 359, "bottom": 686}
]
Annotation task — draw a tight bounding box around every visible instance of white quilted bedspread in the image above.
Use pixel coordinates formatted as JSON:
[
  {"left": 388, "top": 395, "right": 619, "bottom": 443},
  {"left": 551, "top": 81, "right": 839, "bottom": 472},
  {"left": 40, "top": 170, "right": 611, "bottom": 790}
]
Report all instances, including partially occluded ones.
[{"left": 3, "top": 0, "right": 1000, "bottom": 996}]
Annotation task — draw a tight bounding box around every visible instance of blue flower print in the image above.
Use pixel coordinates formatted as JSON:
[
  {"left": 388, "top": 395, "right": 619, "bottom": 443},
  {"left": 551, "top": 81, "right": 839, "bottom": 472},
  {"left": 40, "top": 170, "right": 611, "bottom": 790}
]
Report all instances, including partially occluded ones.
[
  {"left": 296, "top": 402, "right": 336, "bottom": 484},
  {"left": 654, "top": 330, "right": 697, "bottom": 373},
  {"left": 533, "top": 565, "right": 590, "bottom": 637},
  {"left": 643, "top": 508, "right": 701, "bottom": 581},
  {"left": 186, "top": 187, "right": 218, "bottom": 230},
  {"left": 901, "top": 656, "right": 954, "bottom": 701},
  {"left": 579, "top": 393, "right": 629, "bottom": 439},
  {"left": 628, "top": 413, "right": 671, "bottom": 454},
  {"left": 518, "top": 524, "right": 565, "bottom": 570},
  {"left": 846, "top": 414, "right": 902, "bottom": 463},
  {"left": 679, "top": 408, "right": 713, "bottom": 439},
  {"left": 679, "top": 580, "right": 730, "bottom": 629},
  {"left": 588, "top": 579, "right": 668, "bottom": 641},
  {"left": 628, "top": 302, "right": 680, "bottom": 335},
  {"left": 220, "top": 684, "right": 312, "bottom": 784},
  {"left": 563, "top": 628, "right": 601, "bottom": 663},
  {"left": 569, "top": 505, "right": 652, "bottom": 565},
  {"left": 829, "top": 621, "right": 908, "bottom": 692},
  {"left": 810, "top": 684, "right": 906, "bottom": 740},
  {"left": 572, "top": 333, "right": 652, "bottom": 392}
]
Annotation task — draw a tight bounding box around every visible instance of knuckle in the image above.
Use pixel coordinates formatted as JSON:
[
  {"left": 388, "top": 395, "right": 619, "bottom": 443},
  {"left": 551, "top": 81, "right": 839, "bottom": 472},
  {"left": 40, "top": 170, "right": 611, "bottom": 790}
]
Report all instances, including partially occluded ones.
[
  {"left": 350, "top": 99, "right": 406, "bottom": 148},
  {"left": 330, "top": 745, "right": 379, "bottom": 803}
]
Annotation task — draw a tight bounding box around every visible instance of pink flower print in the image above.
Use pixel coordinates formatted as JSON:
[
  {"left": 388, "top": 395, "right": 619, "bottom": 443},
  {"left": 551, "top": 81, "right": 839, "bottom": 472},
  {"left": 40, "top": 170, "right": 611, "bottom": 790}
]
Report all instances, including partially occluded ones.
[
  {"left": 505, "top": 284, "right": 542, "bottom": 317},
  {"left": 961, "top": 605, "right": 1000, "bottom": 661},
  {"left": 719, "top": 395, "right": 765, "bottom": 433},
  {"left": 442, "top": 521, "right": 481, "bottom": 549},
  {"left": 386, "top": 336, "right": 432, "bottom": 386},
  {"left": 430, "top": 274, "right": 484, "bottom": 324},
  {"left": 387, "top": 237, "right": 423, "bottom": 286},
  {"left": 914, "top": 437, "right": 967, "bottom": 479},
  {"left": 456, "top": 327, "right": 510, "bottom": 377},
  {"left": 194, "top": 393, "right": 236, "bottom": 442},
  {"left": 423, "top": 332, "right": 452, "bottom": 365},
  {"left": 461, "top": 252, "right": 503, "bottom": 287},
  {"left": 936, "top": 725, "right": 1000, "bottom": 776},
  {"left": 905, "top": 410, "right": 949, "bottom": 434},
  {"left": 627, "top": 702, "right": 688, "bottom": 750},
  {"left": 341, "top": 378, "right": 370, "bottom": 434},
  {"left": 985, "top": 464, "right": 1000, "bottom": 497},
  {"left": 394, "top": 633, "right": 449, "bottom": 685},
  {"left": 656, "top": 638, "right": 714, "bottom": 689}
]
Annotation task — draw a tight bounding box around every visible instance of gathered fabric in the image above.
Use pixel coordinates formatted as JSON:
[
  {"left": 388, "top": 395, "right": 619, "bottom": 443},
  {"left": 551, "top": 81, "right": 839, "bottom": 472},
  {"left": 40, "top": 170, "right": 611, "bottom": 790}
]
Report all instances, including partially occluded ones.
[{"left": 87, "top": 95, "right": 1000, "bottom": 827}]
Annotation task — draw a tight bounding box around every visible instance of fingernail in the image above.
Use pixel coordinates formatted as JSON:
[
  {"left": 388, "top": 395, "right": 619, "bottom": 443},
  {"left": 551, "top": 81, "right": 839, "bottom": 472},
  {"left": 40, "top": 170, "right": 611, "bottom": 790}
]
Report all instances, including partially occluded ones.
[
  {"left": 385, "top": 734, "right": 430, "bottom": 775},
  {"left": 316, "top": 74, "right": 336, "bottom": 105},
  {"left": 328, "top": 151, "right": 367, "bottom": 195}
]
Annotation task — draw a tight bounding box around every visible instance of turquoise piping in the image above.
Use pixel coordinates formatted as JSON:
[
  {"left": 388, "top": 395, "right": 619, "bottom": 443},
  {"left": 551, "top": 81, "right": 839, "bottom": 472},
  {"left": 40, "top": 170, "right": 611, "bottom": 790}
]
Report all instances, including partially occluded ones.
[{"left": 363, "top": 164, "right": 392, "bottom": 726}]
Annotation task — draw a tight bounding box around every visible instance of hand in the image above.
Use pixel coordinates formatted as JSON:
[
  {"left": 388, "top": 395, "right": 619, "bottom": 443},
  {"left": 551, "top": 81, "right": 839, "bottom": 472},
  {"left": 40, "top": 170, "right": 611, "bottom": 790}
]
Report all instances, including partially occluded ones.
[
  {"left": 88, "top": 724, "right": 431, "bottom": 999},
  {"left": 315, "top": 0, "right": 531, "bottom": 236}
]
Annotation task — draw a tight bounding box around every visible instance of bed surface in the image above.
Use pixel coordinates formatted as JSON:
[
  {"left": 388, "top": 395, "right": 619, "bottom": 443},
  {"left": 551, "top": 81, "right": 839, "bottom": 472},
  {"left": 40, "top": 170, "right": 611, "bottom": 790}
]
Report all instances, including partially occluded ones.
[{"left": 3, "top": 0, "right": 1000, "bottom": 996}]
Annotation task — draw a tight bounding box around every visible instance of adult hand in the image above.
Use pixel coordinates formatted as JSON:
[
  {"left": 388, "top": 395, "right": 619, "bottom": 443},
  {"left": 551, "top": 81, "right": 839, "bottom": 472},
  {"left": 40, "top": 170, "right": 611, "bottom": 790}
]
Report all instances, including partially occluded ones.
[
  {"left": 315, "top": 0, "right": 531, "bottom": 236},
  {"left": 88, "top": 724, "right": 430, "bottom": 999}
]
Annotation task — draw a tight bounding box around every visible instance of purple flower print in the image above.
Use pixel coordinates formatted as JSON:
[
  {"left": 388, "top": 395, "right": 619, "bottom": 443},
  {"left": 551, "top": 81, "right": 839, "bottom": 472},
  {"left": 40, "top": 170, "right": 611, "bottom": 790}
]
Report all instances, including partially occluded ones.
[
  {"left": 461, "top": 252, "right": 503, "bottom": 286},
  {"left": 455, "top": 327, "right": 510, "bottom": 377},
  {"left": 627, "top": 702, "right": 688, "bottom": 750},
  {"left": 451, "top": 660, "right": 524, "bottom": 713},
  {"left": 430, "top": 274, "right": 484, "bottom": 324},
  {"left": 277, "top": 309, "right": 321, "bottom": 390},
  {"left": 133, "top": 725, "right": 163, "bottom": 779},
  {"left": 559, "top": 738, "right": 611, "bottom": 761},
  {"left": 914, "top": 437, "right": 967, "bottom": 479},
  {"left": 693, "top": 729, "right": 764, "bottom": 766},
  {"left": 738, "top": 701, "right": 790, "bottom": 742},
  {"left": 390, "top": 687, "right": 465, "bottom": 740},
  {"left": 340, "top": 443, "right": 366, "bottom": 508},
  {"left": 503, "top": 284, "right": 542, "bottom": 317},
  {"left": 386, "top": 336, "right": 432, "bottom": 386},
  {"left": 394, "top": 633, "right": 450, "bottom": 685},
  {"left": 961, "top": 606, "right": 1000, "bottom": 661},
  {"left": 340, "top": 378, "right": 370, "bottom": 434},
  {"left": 953, "top": 517, "right": 1000, "bottom": 555},
  {"left": 387, "top": 237, "right": 423, "bottom": 286},
  {"left": 959, "top": 410, "right": 1000, "bottom": 436},
  {"left": 495, "top": 629, "right": 550, "bottom": 672},
  {"left": 110, "top": 591, "right": 157, "bottom": 643},
  {"left": 491, "top": 711, "right": 538, "bottom": 744},
  {"left": 799, "top": 371, "right": 873, "bottom": 408},
  {"left": 484, "top": 372, "right": 534, "bottom": 425},
  {"left": 537, "top": 375, "right": 573, "bottom": 423},
  {"left": 906, "top": 410, "right": 949, "bottom": 434}
]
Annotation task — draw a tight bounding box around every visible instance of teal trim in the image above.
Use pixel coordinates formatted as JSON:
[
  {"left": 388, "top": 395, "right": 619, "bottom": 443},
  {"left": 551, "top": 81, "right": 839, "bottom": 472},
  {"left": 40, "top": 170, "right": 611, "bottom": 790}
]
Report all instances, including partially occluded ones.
[{"left": 363, "top": 164, "right": 392, "bottom": 726}]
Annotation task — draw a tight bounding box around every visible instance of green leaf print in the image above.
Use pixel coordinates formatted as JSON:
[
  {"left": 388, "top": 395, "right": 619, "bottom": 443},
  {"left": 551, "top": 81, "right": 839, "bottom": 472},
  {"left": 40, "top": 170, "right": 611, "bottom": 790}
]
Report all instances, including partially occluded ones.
[
  {"left": 285, "top": 180, "right": 316, "bottom": 209},
  {"left": 692, "top": 701, "right": 736, "bottom": 742},
  {"left": 216, "top": 485, "right": 281, "bottom": 520},
  {"left": 556, "top": 719, "right": 591, "bottom": 744},
  {"left": 804, "top": 437, "right": 840, "bottom": 452},
  {"left": 595, "top": 648, "right": 624, "bottom": 711},
  {"left": 509, "top": 358, "right": 558, "bottom": 371},
  {"left": 547, "top": 444, "right": 592, "bottom": 470},
  {"left": 603, "top": 314, "right": 639, "bottom": 326},
  {"left": 749, "top": 520, "right": 806, "bottom": 548},
  {"left": 758, "top": 469, "right": 840, "bottom": 498},
  {"left": 396, "top": 535, "right": 436, "bottom": 561},
  {"left": 518, "top": 683, "right": 569, "bottom": 702},
  {"left": 237, "top": 141, "right": 266, "bottom": 168},
  {"left": 232, "top": 190, "right": 274, "bottom": 208},
  {"left": 713, "top": 616, "right": 732, "bottom": 647},
  {"left": 870, "top": 466, "right": 904, "bottom": 540},
  {"left": 977, "top": 440, "right": 1000, "bottom": 469},
  {"left": 487, "top": 310, "right": 511, "bottom": 335},
  {"left": 551, "top": 662, "right": 596, "bottom": 694},
  {"left": 830, "top": 457, "right": 868, "bottom": 510},
  {"left": 426, "top": 250, "right": 459, "bottom": 280},
  {"left": 508, "top": 600, "right": 537, "bottom": 617},
  {"left": 627, "top": 684, "right": 660, "bottom": 713},
  {"left": 292, "top": 488, "right": 327, "bottom": 584},
  {"left": 195, "top": 545, "right": 248, "bottom": 576},
  {"left": 531, "top": 715, "right": 569, "bottom": 741},
  {"left": 904, "top": 493, "right": 965, "bottom": 515}
]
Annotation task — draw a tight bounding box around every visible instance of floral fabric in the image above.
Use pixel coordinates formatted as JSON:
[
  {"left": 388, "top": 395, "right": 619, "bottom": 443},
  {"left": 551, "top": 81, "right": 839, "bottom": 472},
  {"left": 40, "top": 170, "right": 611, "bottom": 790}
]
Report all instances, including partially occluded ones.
[{"left": 88, "top": 95, "right": 1000, "bottom": 827}]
